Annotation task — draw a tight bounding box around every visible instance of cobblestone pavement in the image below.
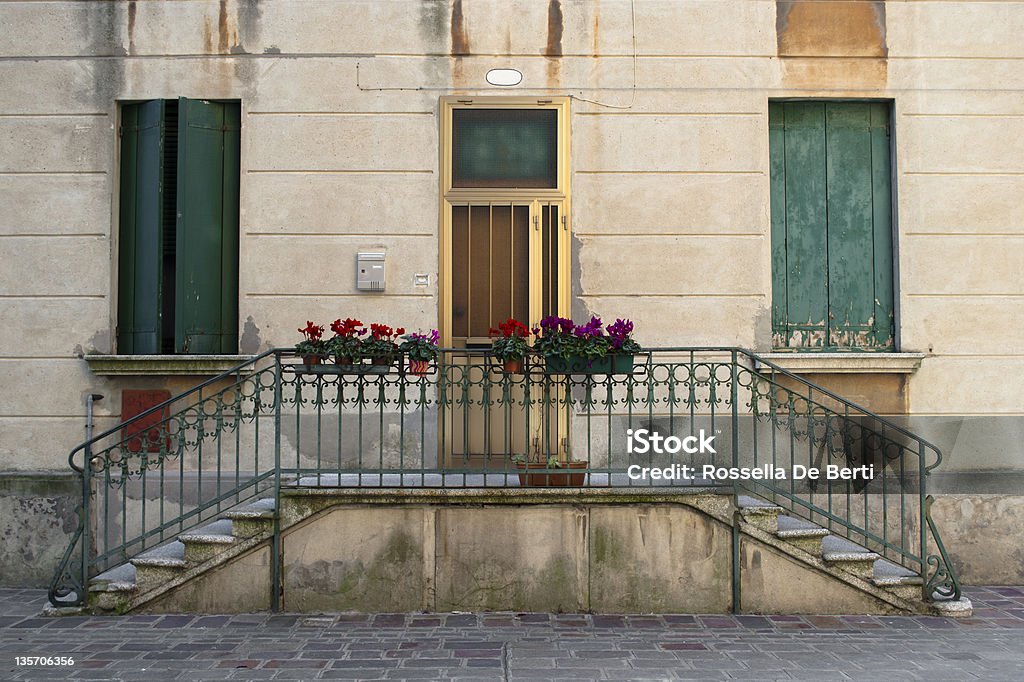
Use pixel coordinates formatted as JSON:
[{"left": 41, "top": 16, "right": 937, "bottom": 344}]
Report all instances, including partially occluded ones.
[{"left": 2, "top": 587, "right": 1023, "bottom": 681}]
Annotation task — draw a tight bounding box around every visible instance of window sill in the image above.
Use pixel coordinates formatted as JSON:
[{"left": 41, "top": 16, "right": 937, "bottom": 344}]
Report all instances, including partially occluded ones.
[
  {"left": 755, "top": 352, "right": 925, "bottom": 375},
  {"left": 84, "top": 355, "right": 256, "bottom": 376}
]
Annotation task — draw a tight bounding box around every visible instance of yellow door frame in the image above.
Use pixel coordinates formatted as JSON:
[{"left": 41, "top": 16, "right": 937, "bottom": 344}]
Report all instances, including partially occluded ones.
[{"left": 438, "top": 96, "right": 572, "bottom": 345}]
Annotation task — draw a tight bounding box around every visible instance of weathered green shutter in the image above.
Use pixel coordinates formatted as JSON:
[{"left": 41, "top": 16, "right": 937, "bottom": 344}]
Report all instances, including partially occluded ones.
[
  {"left": 174, "top": 98, "right": 240, "bottom": 354},
  {"left": 770, "top": 101, "right": 894, "bottom": 350},
  {"left": 117, "top": 100, "right": 166, "bottom": 354}
]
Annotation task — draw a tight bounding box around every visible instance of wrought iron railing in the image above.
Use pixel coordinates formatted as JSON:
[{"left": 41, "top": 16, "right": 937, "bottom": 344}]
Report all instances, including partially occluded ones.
[{"left": 49, "top": 348, "right": 960, "bottom": 607}]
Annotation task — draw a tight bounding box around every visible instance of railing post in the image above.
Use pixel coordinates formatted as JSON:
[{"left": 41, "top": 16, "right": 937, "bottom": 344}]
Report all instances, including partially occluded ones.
[
  {"left": 919, "top": 441, "right": 928, "bottom": 601},
  {"left": 272, "top": 352, "right": 283, "bottom": 612},
  {"left": 80, "top": 445, "right": 92, "bottom": 606},
  {"left": 730, "top": 350, "right": 741, "bottom": 614}
]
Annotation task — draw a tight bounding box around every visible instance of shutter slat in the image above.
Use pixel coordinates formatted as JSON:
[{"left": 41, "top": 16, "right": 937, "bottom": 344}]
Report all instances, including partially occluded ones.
[
  {"left": 781, "top": 102, "right": 829, "bottom": 348},
  {"left": 769, "top": 102, "right": 788, "bottom": 348},
  {"left": 825, "top": 103, "right": 876, "bottom": 347},
  {"left": 870, "top": 104, "right": 896, "bottom": 349}
]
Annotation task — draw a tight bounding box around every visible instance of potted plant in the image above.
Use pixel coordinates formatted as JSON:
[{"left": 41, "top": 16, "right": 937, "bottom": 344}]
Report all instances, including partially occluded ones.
[
  {"left": 606, "top": 318, "right": 642, "bottom": 373},
  {"left": 488, "top": 317, "right": 530, "bottom": 373},
  {"left": 362, "top": 323, "right": 404, "bottom": 370},
  {"left": 327, "top": 317, "right": 366, "bottom": 366},
  {"left": 399, "top": 329, "right": 439, "bottom": 376},
  {"left": 296, "top": 321, "right": 327, "bottom": 365},
  {"left": 512, "top": 454, "right": 587, "bottom": 487},
  {"left": 534, "top": 315, "right": 612, "bottom": 373}
]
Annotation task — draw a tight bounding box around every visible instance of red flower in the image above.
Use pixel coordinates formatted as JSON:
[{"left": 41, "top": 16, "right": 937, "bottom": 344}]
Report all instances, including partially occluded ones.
[
  {"left": 331, "top": 318, "right": 365, "bottom": 338},
  {"left": 298, "top": 321, "right": 324, "bottom": 342},
  {"left": 491, "top": 318, "right": 530, "bottom": 338},
  {"left": 370, "top": 323, "right": 394, "bottom": 340}
]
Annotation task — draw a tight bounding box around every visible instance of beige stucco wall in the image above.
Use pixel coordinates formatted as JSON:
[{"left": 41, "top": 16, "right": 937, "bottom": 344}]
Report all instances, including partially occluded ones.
[
  {"left": 0, "top": 0, "right": 1021, "bottom": 482},
  {"left": 271, "top": 498, "right": 894, "bottom": 615}
]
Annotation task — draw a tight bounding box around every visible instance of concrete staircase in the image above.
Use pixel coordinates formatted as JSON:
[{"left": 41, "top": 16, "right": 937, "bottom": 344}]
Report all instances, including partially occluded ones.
[
  {"left": 83, "top": 491, "right": 971, "bottom": 617},
  {"left": 88, "top": 498, "right": 276, "bottom": 614},
  {"left": 736, "top": 496, "right": 970, "bottom": 617}
]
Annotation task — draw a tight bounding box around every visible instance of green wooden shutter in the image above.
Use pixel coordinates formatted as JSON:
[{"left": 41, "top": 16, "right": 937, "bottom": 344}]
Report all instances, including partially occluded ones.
[
  {"left": 770, "top": 101, "right": 894, "bottom": 350},
  {"left": 117, "top": 100, "right": 166, "bottom": 354},
  {"left": 174, "top": 98, "right": 240, "bottom": 354}
]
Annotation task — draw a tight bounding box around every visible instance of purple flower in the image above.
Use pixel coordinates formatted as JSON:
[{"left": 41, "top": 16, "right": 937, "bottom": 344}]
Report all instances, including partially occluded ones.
[
  {"left": 606, "top": 318, "right": 634, "bottom": 350},
  {"left": 406, "top": 329, "right": 440, "bottom": 345},
  {"left": 539, "top": 316, "right": 575, "bottom": 335},
  {"left": 573, "top": 316, "right": 604, "bottom": 339}
]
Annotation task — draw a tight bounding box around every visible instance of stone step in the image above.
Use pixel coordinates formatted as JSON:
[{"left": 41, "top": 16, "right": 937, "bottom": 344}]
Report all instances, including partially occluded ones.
[
  {"left": 821, "top": 535, "right": 881, "bottom": 578},
  {"left": 131, "top": 541, "right": 187, "bottom": 587},
  {"left": 873, "top": 559, "right": 924, "bottom": 601},
  {"left": 775, "top": 515, "right": 830, "bottom": 554},
  {"left": 88, "top": 563, "right": 137, "bottom": 611},
  {"left": 90, "top": 563, "right": 136, "bottom": 591},
  {"left": 736, "top": 495, "right": 784, "bottom": 532},
  {"left": 179, "top": 519, "right": 238, "bottom": 563},
  {"left": 223, "top": 498, "right": 276, "bottom": 539}
]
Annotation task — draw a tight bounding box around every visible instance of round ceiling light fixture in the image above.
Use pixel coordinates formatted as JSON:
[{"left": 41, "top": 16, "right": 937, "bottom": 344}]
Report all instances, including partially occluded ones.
[{"left": 485, "top": 68, "right": 523, "bottom": 87}]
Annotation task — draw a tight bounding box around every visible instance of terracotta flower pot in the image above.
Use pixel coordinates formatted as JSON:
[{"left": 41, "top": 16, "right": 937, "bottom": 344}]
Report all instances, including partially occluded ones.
[
  {"left": 515, "top": 461, "right": 587, "bottom": 487},
  {"left": 502, "top": 358, "right": 524, "bottom": 374},
  {"left": 302, "top": 354, "right": 322, "bottom": 366}
]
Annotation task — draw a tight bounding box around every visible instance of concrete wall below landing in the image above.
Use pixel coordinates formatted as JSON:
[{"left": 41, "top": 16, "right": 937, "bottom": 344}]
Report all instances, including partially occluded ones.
[
  {"left": 281, "top": 501, "right": 737, "bottom": 614},
  {"left": 261, "top": 492, "right": 896, "bottom": 615}
]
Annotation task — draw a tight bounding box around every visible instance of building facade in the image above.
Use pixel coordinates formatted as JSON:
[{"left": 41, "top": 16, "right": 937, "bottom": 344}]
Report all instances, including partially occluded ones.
[{"left": 1, "top": 0, "right": 1022, "bottom": 590}]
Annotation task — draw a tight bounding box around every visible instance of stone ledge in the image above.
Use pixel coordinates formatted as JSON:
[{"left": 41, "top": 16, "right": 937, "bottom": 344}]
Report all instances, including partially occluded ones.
[
  {"left": 280, "top": 485, "right": 730, "bottom": 506},
  {"left": 84, "top": 355, "right": 255, "bottom": 376},
  {"left": 756, "top": 353, "right": 926, "bottom": 375}
]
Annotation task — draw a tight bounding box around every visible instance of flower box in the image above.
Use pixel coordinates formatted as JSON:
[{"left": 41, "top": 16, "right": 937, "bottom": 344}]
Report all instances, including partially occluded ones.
[
  {"left": 611, "top": 353, "right": 636, "bottom": 374},
  {"left": 544, "top": 355, "right": 613, "bottom": 374}
]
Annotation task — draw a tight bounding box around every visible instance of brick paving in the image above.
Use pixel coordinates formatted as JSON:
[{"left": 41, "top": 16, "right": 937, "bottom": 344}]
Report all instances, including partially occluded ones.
[{"left": 1, "top": 587, "right": 1023, "bottom": 680}]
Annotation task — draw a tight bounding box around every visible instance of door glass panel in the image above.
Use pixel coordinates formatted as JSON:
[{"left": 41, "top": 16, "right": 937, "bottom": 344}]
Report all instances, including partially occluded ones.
[
  {"left": 450, "top": 204, "right": 530, "bottom": 346},
  {"left": 469, "top": 206, "right": 491, "bottom": 338},
  {"left": 451, "top": 206, "right": 470, "bottom": 339},
  {"left": 541, "top": 203, "right": 559, "bottom": 320},
  {"left": 452, "top": 109, "right": 558, "bottom": 188}
]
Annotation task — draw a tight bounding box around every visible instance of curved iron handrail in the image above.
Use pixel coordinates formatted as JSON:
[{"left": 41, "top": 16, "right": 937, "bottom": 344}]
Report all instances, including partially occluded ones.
[
  {"left": 65, "top": 349, "right": 278, "bottom": 474},
  {"left": 49, "top": 350, "right": 278, "bottom": 607}
]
